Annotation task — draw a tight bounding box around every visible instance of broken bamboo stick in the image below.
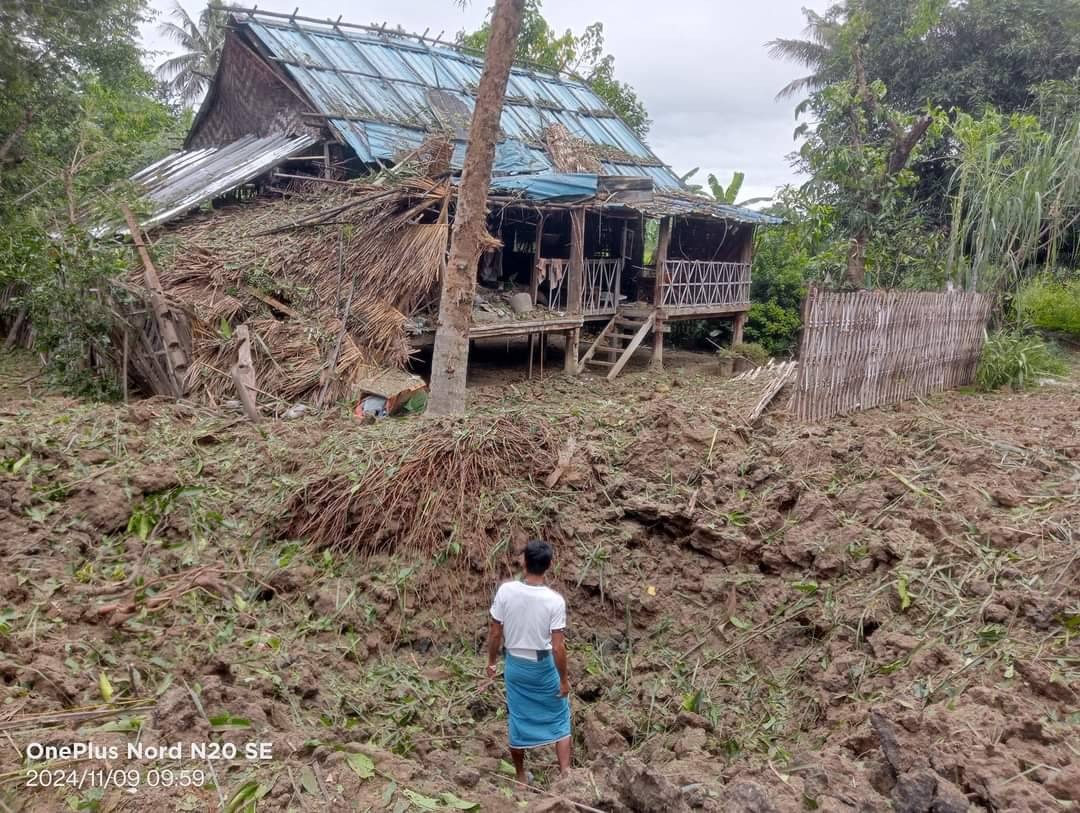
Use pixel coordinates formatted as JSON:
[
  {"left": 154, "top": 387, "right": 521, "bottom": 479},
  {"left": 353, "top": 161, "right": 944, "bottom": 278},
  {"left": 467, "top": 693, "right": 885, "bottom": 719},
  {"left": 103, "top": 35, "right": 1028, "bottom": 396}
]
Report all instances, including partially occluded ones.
[
  {"left": 121, "top": 204, "right": 189, "bottom": 397},
  {"left": 231, "top": 324, "right": 260, "bottom": 423},
  {"left": 747, "top": 361, "right": 797, "bottom": 424}
]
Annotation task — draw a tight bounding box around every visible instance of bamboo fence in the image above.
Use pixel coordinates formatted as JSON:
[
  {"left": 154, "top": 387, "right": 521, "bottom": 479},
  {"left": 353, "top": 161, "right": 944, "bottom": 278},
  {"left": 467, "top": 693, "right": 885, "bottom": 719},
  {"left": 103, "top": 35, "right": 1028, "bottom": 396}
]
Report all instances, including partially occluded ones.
[{"left": 792, "top": 287, "right": 992, "bottom": 421}]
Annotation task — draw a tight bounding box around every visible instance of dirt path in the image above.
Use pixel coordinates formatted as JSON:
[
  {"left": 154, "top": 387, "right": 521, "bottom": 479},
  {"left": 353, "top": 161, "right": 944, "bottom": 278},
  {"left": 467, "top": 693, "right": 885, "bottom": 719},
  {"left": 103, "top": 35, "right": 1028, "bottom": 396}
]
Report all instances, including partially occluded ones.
[{"left": 0, "top": 356, "right": 1077, "bottom": 811}]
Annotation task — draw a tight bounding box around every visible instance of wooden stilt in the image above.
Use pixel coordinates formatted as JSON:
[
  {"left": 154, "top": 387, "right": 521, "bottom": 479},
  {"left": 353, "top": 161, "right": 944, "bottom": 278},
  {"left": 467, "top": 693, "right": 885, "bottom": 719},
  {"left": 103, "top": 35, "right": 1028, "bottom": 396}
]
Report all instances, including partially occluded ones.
[
  {"left": 564, "top": 328, "right": 580, "bottom": 375},
  {"left": 651, "top": 317, "right": 664, "bottom": 370},
  {"left": 732, "top": 312, "right": 747, "bottom": 346}
]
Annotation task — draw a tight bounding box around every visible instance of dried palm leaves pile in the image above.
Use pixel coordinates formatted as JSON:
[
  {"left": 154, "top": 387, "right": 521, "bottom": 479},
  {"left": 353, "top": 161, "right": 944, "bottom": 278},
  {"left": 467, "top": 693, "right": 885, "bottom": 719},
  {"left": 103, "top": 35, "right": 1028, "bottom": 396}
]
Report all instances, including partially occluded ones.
[
  {"left": 133, "top": 172, "right": 488, "bottom": 404},
  {"left": 284, "top": 414, "right": 556, "bottom": 566}
]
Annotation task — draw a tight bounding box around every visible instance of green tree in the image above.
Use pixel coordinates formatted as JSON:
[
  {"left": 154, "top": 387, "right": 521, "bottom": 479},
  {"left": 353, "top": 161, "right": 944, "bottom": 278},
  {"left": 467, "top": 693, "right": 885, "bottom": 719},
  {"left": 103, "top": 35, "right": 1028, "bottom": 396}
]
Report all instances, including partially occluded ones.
[
  {"left": 458, "top": 0, "right": 651, "bottom": 137},
  {"left": 745, "top": 188, "right": 844, "bottom": 354},
  {"left": 1, "top": 0, "right": 182, "bottom": 395},
  {"left": 1, "top": 0, "right": 153, "bottom": 195},
  {"left": 770, "top": 0, "right": 1080, "bottom": 114},
  {"left": 155, "top": 1, "right": 233, "bottom": 106},
  {"left": 796, "top": 49, "right": 946, "bottom": 287}
]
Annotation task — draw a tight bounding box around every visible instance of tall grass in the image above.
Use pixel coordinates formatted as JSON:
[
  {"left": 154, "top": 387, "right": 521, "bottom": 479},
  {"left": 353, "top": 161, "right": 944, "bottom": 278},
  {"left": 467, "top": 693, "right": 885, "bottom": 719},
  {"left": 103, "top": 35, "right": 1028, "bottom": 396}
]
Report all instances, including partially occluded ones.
[
  {"left": 947, "top": 111, "right": 1080, "bottom": 292},
  {"left": 975, "top": 330, "right": 1067, "bottom": 391}
]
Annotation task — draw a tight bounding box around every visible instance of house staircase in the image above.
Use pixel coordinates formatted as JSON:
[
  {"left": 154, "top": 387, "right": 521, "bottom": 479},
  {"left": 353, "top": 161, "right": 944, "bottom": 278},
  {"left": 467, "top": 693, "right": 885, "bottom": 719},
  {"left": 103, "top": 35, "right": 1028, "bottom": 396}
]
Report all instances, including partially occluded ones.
[{"left": 577, "top": 304, "right": 660, "bottom": 380}]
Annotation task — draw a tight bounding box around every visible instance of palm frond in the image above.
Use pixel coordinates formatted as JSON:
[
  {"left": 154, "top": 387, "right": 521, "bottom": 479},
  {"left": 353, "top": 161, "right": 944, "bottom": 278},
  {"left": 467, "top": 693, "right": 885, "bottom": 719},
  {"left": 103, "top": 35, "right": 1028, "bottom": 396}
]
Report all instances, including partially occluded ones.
[
  {"left": 766, "top": 37, "right": 830, "bottom": 67},
  {"left": 776, "top": 74, "right": 826, "bottom": 101}
]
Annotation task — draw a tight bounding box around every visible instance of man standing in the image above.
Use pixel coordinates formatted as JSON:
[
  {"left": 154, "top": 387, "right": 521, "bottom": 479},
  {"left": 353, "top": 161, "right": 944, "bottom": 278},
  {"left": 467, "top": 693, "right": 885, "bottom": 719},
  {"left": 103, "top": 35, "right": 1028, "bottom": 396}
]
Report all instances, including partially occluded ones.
[{"left": 486, "top": 539, "right": 571, "bottom": 782}]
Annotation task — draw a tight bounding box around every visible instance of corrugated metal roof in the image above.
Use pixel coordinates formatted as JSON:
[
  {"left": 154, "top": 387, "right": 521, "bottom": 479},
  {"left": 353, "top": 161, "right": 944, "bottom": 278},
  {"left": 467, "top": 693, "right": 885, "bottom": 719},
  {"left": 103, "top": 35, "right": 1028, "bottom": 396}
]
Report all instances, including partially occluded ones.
[
  {"left": 488, "top": 173, "right": 599, "bottom": 202},
  {"left": 124, "top": 134, "right": 317, "bottom": 230},
  {"left": 632, "top": 191, "right": 784, "bottom": 226},
  {"left": 237, "top": 14, "right": 682, "bottom": 187}
]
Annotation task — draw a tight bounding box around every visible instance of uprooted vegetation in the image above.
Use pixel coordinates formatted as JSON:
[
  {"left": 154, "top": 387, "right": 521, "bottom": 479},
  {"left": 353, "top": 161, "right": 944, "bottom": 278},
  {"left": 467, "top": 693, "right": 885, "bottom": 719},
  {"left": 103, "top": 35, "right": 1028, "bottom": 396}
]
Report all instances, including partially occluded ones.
[{"left": 1, "top": 353, "right": 1078, "bottom": 812}]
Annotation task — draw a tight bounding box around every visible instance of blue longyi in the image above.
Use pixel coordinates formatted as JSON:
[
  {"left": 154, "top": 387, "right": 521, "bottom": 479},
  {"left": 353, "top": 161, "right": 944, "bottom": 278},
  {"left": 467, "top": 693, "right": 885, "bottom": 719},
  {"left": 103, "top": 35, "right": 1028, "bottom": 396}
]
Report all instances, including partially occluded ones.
[{"left": 503, "top": 653, "right": 571, "bottom": 749}]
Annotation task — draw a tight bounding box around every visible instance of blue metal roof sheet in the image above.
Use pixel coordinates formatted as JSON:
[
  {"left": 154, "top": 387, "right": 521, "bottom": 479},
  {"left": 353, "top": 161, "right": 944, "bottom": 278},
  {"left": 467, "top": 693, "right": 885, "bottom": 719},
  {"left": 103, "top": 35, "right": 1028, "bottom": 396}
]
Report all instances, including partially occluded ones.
[
  {"left": 488, "top": 173, "right": 599, "bottom": 202},
  {"left": 239, "top": 15, "right": 680, "bottom": 186}
]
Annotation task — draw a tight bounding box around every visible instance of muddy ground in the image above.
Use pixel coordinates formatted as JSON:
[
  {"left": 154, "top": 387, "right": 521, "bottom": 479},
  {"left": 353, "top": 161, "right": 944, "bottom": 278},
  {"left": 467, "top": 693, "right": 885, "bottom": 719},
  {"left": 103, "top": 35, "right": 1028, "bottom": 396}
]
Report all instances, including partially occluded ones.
[{"left": 0, "top": 347, "right": 1077, "bottom": 812}]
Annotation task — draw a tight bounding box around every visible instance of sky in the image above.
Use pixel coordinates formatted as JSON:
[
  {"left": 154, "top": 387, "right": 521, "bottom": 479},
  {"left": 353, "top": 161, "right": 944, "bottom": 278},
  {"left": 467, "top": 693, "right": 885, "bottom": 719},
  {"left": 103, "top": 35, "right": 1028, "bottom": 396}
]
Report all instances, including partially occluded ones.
[{"left": 141, "top": 0, "right": 826, "bottom": 203}]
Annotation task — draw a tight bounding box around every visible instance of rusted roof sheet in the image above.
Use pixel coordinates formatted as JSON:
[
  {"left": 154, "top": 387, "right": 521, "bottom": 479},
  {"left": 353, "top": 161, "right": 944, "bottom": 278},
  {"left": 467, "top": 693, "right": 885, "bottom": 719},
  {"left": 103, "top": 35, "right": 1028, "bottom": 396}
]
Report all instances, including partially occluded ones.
[
  {"left": 126, "top": 133, "right": 317, "bottom": 230},
  {"left": 631, "top": 191, "right": 784, "bottom": 226},
  {"left": 235, "top": 12, "right": 683, "bottom": 188}
]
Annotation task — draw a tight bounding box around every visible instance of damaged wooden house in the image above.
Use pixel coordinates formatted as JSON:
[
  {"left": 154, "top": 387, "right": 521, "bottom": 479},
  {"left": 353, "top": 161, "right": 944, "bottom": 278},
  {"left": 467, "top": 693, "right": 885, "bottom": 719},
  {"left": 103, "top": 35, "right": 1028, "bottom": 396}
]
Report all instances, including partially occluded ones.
[{"left": 118, "top": 7, "right": 780, "bottom": 404}]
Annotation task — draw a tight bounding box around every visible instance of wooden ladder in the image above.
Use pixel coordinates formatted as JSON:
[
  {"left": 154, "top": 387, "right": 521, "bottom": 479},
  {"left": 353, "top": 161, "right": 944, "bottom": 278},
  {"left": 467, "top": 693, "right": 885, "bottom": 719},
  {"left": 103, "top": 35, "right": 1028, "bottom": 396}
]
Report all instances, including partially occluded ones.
[{"left": 578, "top": 307, "right": 657, "bottom": 380}]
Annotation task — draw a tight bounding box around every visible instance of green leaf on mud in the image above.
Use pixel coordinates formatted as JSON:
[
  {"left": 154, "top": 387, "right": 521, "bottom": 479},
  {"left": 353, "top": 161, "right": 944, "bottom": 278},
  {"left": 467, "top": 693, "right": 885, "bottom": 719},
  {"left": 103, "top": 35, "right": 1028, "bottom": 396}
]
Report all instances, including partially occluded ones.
[
  {"left": 729, "top": 615, "right": 752, "bottom": 630},
  {"left": 128, "top": 511, "right": 152, "bottom": 541},
  {"left": 223, "top": 780, "right": 269, "bottom": 813},
  {"left": 382, "top": 780, "right": 398, "bottom": 806},
  {"left": 792, "top": 580, "right": 819, "bottom": 595},
  {"left": 209, "top": 713, "right": 252, "bottom": 729},
  {"left": 440, "top": 792, "right": 480, "bottom": 810},
  {"left": 896, "top": 576, "right": 912, "bottom": 611},
  {"left": 0, "top": 608, "right": 20, "bottom": 636},
  {"left": 94, "top": 716, "right": 142, "bottom": 733},
  {"left": 403, "top": 392, "right": 428, "bottom": 413},
  {"left": 11, "top": 453, "right": 30, "bottom": 474},
  {"left": 98, "top": 672, "right": 113, "bottom": 703},
  {"left": 219, "top": 318, "right": 232, "bottom": 339},
  {"left": 403, "top": 789, "right": 440, "bottom": 810},
  {"left": 680, "top": 690, "right": 702, "bottom": 713},
  {"left": 299, "top": 765, "right": 319, "bottom": 795},
  {"left": 497, "top": 760, "right": 516, "bottom": 776},
  {"left": 345, "top": 752, "right": 375, "bottom": 779}
]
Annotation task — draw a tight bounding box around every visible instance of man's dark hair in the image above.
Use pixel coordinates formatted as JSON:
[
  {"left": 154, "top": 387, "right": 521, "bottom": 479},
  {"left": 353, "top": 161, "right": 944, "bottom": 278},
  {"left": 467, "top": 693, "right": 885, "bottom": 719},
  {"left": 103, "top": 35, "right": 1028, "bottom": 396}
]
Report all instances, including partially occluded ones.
[{"left": 524, "top": 539, "right": 553, "bottom": 575}]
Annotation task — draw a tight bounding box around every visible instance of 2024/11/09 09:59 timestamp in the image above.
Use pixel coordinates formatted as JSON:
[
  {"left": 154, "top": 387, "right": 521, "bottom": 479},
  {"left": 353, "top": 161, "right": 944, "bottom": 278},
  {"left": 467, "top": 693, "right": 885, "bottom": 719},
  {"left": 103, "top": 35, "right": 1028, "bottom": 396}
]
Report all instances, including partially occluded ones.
[{"left": 26, "top": 768, "right": 208, "bottom": 791}]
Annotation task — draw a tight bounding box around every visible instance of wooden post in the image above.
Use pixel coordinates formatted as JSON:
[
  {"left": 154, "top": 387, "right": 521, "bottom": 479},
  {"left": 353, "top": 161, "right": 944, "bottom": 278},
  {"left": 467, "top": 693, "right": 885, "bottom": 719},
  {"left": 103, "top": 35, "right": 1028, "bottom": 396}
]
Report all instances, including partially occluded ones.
[
  {"left": 567, "top": 208, "right": 585, "bottom": 315},
  {"left": 564, "top": 328, "right": 579, "bottom": 375},
  {"left": 654, "top": 217, "right": 672, "bottom": 308},
  {"left": 121, "top": 203, "right": 189, "bottom": 398},
  {"left": 651, "top": 317, "right": 664, "bottom": 370},
  {"left": 740, "top": 226, "right": 754, "bottom": 306},
  {"left": 530, "top": 214, "right": 544, "bottom": 305},
  {"left": 732, "top": 312, "right": 747, "bottom": 346}
]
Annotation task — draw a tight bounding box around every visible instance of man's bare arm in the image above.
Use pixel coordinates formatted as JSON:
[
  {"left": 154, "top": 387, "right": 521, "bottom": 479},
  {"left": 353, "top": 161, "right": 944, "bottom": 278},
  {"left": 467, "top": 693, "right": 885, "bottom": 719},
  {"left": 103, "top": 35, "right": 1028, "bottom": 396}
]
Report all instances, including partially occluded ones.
[
  {"left": 486, "top": 620, "right": 503, "bottom": 678},
  {"left": 552, "top": 629, "right": 569, "bottom": 696}
]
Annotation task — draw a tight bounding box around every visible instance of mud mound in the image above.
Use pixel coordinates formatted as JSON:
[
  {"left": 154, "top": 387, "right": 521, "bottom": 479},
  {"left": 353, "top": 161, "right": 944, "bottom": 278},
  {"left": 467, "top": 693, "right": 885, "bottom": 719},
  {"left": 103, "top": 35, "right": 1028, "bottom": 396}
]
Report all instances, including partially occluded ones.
[{"left": 2, "top": 362, "right": 1078, "bottom": 811}]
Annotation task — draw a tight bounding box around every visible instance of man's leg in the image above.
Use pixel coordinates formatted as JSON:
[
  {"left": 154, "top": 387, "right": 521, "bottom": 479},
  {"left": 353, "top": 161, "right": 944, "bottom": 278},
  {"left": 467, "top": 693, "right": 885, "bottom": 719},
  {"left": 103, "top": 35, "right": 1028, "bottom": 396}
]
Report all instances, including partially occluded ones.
[
  {"left": 555, "top": 736, "right": 571, "bottom": 773},
  {"left": 510, "top": 747, "right": 526, "bottom": 783}
]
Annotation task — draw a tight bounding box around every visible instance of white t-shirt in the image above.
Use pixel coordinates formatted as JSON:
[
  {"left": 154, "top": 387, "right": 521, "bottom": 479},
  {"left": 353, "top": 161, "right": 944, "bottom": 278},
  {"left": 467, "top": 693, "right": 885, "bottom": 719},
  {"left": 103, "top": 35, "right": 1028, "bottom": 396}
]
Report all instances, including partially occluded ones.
[{"left": 490, "top": 580, "right": 566, "bottom": 657}]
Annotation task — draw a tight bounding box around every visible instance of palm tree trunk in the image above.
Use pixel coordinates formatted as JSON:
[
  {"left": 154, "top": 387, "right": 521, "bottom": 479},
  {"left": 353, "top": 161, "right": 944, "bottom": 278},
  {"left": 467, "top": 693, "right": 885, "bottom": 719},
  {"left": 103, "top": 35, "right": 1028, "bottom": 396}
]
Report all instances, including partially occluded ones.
[{"left": 427, "top": 0, "right": 526, "bottom": 415}]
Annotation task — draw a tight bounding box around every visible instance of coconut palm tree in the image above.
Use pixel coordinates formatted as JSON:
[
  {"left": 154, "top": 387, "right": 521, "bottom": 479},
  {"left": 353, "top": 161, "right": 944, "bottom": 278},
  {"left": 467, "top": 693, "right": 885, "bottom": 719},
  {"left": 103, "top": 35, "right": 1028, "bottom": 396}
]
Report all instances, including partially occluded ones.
[
  {"left": 154, "top": 2, "right": 231, "bottom": 106},
  {"left": 767, "top": 5, "right": 848, "bottom": 101}
]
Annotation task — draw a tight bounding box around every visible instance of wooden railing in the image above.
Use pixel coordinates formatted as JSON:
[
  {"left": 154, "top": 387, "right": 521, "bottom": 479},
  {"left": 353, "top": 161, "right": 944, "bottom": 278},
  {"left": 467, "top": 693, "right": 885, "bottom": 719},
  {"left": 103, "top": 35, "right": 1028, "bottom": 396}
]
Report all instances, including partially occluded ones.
[
  {"left": 659, "top": 260, "right": 751, "bottom": 310},
  {"left": 583, "top": 258, "right": 622, "bottom": 316},
  {"left": 538, "top": 259, "right": 568, "bottom": 311},
  {"left": 538, "top": 257, "right": 622, "bottom": 315}
]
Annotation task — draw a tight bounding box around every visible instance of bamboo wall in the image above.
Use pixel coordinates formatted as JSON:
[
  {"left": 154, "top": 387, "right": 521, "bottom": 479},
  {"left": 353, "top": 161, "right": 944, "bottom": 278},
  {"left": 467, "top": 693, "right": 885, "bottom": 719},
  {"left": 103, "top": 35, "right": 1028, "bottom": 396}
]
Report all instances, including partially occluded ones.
[{"left": 792, "top": 287, "right": 992, "bottom": 421}]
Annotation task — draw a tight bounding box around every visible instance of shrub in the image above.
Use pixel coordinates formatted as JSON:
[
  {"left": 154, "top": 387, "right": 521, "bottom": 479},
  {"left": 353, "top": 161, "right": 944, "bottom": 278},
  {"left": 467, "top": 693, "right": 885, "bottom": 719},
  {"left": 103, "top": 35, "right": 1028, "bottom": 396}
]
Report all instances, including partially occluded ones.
[
  {"left": 718, "top": 341, "right": 770, "bottom": 367},
  {"left": 745, "top": 301, "right": 802, "bottom": 356},
  {"left": 975, "top": 331, "right": 1067, "bottom": 391},
  {"left": 1016, "top": 276, "right": 1080, "bottom": 337}
]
